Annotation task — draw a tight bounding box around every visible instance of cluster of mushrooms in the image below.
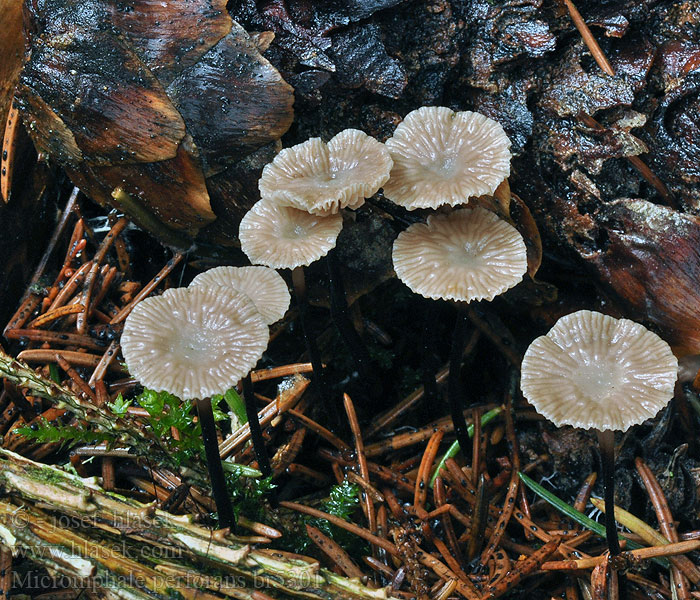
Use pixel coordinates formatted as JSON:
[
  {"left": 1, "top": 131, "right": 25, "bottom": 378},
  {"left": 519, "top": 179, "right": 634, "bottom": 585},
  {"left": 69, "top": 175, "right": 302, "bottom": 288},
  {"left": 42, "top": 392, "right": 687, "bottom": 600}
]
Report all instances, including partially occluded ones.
[
  {"left": 121, "top": 106, "right": 680, "bottom": 564},
  {"left": 120, "top": 265, "right": 291, "bottom": 528}
]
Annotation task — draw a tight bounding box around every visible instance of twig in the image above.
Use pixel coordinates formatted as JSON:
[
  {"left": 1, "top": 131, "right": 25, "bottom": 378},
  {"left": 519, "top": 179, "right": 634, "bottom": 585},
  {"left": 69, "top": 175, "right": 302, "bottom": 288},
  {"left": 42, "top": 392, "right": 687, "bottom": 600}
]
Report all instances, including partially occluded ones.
[
  {"left": 281, "top": 500, "right": 399, "bottom": 556},
  {"left": 466, "top": 474, "right": 489, "bottom": 561},
  {"left": 17, "top": 349, "right": 119, "bottom": 371},
  {"left": 574, "top": 472, "right": 598, "bottom": 513},
  {"left": 47, "top": 261, "right": 92, "bottom": 311},
  {"left": 77, "top": 216, "right": 129, "bottom": 333}
]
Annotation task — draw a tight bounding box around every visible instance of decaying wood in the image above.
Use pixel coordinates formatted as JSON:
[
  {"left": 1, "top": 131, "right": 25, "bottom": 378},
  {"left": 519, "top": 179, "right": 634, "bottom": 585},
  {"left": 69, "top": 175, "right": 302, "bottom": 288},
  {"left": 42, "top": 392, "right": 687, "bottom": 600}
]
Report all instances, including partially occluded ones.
[{"left": 0, "top": 448, "right": 393, "bottom": 599}]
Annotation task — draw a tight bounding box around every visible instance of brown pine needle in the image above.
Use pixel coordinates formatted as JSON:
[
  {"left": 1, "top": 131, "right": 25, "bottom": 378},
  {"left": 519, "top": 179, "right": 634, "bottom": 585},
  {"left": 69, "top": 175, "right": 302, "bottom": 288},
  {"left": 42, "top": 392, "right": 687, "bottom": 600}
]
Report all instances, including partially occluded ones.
[
  {"left": 251, "top": 362, "right": 314, "bottom": 382},
  {"left": 280, "top": 500, "right": 399, "bottom": 557},
  {"left": 26, "top": 303, "right": 85, "bottom": 329},
  {"left": 55, "top": 354, "right": 98, "bottom": 404},
  {"left": 306, "top": 524, "right": 366, "bottom": 580},
  {"left": 17, "top": 349, "right": 122, "bottom": 371},
  {"left": 110, "top": 252, "right": 184, "bottom": 325},
  {"left": 561, "top": 0, "right": 615, "bottom": 76},
  {"left": 414, "top": 429, "right": 444, "bottom": 511},
  {"left": 541, "top": 539, "right": 700, "bottom": 571},
  {"left": 288, "top": 408, "right": 351, "bottom": 451},
  {"left": 343, "top": 393, "right": 377, "bottom": 554}
]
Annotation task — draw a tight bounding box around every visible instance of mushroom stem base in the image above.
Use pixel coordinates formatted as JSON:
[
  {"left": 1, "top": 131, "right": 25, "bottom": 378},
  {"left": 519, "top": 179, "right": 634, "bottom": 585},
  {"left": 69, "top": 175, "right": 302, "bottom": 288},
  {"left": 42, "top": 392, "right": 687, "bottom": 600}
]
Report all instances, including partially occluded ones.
[
  {"left": 596, "top": 428, "right": 621, "bottom": 556},
  {"left": 196, "top": 397, "right": 235, "bottom": 530},
  {"left": 447, "top": 301, "right": 472, "bottom": 455}
]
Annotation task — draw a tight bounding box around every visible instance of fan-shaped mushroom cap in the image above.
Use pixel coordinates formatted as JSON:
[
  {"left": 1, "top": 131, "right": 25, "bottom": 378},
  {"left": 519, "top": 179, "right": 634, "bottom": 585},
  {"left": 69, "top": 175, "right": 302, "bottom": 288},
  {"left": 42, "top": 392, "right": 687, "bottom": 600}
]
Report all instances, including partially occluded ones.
[
  {"left": 521, "top": 310, "right": 678, "bottom": 432},
  {"left": 383, "top": 106, "right": 511, "bottom": 210},
  {"left": 392, "top": 207, "right": 526, "bottom": 302},
  {"left": 258, "top": 129, "right": 393, "bottom": 215},
  {"left": 239, "top": 199, "right": 343, "bottom": 269},
  {"left": 121, "top": 287, "right": 269, "bottom": 399},
  {"left": 190, "top": 266, "right": 290, "bottom": 324}
]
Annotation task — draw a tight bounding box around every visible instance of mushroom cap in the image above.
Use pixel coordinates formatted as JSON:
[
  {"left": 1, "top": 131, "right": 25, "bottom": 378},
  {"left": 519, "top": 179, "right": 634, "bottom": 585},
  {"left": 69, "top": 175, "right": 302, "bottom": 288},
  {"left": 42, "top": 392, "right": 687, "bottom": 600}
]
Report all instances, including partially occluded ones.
[
  {"left": 258, "top": 129, "right": 393, "bottom": 215},
  {"left": 392, "top": 207, "right": 527, "bottom": 302},
  {"left": 239, "top": 199, "right": 343, "bottom": 269},
  {"left": 383, "top": 106, "right": 511, "bottom": 210},
  {"left": 190, "top": 265, "right": 291, "bottom": 324},
  {"left": 121, "top": 286, "right": 269, "bottom": 399},
  {"left": 521, "top": 310, "right": 678, "bottom": 432}
]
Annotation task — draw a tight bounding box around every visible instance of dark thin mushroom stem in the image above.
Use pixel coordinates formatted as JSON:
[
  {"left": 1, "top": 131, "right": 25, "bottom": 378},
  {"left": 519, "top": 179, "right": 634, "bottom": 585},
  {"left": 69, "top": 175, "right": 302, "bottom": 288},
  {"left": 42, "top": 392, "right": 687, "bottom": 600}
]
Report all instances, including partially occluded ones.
[
  {"left": 242, "top": 374, "right": 272, "bottom": 478},
  {"left": 448, "top": 301, "right": 472, "bottom": 455},
  {"left": 195, "top": 397, "right": 235, "bottom": 529},
  {"left": 421, "top": 300, "right": 440, "bottom": 404},
  {"left": 326, "top": 250, "right": 381, "bottom": 399},
  {"left": 596, "top": 428, "right": 621, "bottom": 556},
  {"left": 291, "top": 266, "right": 327, "bottom": 394}
]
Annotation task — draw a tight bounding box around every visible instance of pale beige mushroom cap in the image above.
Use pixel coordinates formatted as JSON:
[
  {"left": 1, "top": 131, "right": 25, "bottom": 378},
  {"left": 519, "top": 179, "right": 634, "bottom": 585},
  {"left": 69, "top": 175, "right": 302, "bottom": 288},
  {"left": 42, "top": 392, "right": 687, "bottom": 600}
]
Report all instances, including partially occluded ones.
[
  {"left": 190, "top": 266, "right": 291, "bottom": 325},
  {"left": 239, "top": 199, "right": 343, "bottom": 269},
  {"left": 392, "top": 207, "right": 526, "bottom": 302},
  {"left": 258, "top": 129, "right": 393, "bottom": 215},
  {"left": 383, "top": 106, "right": 511, "bottom": 210},
  {"left": 521, "top": 310, "right": 678, "bottom": 432},
  {"left": 121, "top": 287, "right": 269, "bottom": 399}
]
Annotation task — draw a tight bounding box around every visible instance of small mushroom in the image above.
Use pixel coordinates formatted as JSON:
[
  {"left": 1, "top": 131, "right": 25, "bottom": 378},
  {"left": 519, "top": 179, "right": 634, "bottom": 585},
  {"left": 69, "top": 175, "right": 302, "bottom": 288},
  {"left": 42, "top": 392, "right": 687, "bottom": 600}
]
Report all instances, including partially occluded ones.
[
  {"left": 188, "top": 265, "right": 290, "bottom": 467},
  {"left": 392, "top": 206, "right": 527, "bottom": 303},
  {"left": 392, "top": 207, "right": 527, "bottom": 454},
  {"left": 239, "top": 199, "right": 343, "bottom": 270},
  {"left": 190, "top": 265, "right": 291, "bottom": 325},
  {"left": 383, "top": 106, "right": 512, "bottom": 210},
  {"left": 240, "top": 198, "right": 343, "bottom": 408},
  {"left": 121, "top": 286, "right": 269, "bottom": 529},
  {"left": 521, "top": 309, "right": 678, "bottom": 555},
  {"left": 258, "top": 129, "right": 392, "bottom": 216}
]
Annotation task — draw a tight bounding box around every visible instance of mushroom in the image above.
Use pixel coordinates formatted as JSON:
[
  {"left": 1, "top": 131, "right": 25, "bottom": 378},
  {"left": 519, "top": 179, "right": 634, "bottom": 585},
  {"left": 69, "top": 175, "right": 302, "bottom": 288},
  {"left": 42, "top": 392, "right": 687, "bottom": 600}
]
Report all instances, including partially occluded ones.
[
  {"left": 190, "top": 265, "right": 291, "bottom": 325},
  {"left": 121, "top": 286, "right": 269, "bottom": 529},
  {"left": 258, "top": 129, "right": 393, "bottom": 216},
  {"left": 189, "top": 265, "right": 291, "bottom": 475},
  {"left": 383, "top": 106, "right": 511, "bottom": 210},
  {"left": 392, "top": 206, "right": 527, "bottom": 303},
  {"left": 239, "top": 198, "right": 343, "bottom": 406},
  {"left": 239, "top": 199, "right": 343, "bottom": 270},
  {"left": 392, "top": 206, "right": 527, "bottom": 454},
  {"left": 521, "top": 310, "right": 678, "bottom": 555}
]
